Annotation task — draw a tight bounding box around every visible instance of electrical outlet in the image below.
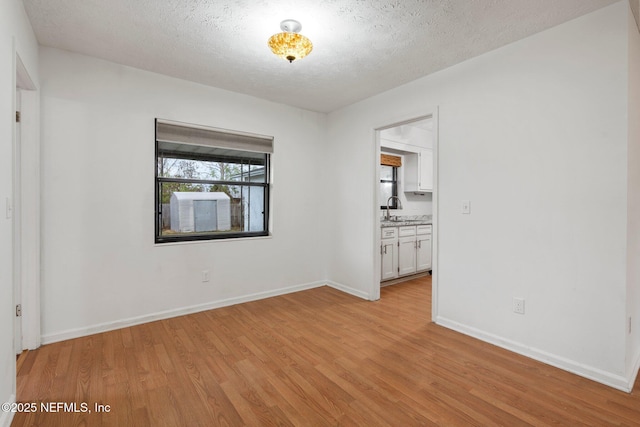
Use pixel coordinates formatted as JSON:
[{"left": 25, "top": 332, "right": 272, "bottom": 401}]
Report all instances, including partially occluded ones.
[
  {"left": 513, "top": 297, "right": 525, "bottom": 314},
  {"left": 462, "top": 200, "right": 471, "bottom": 214},
  {"left": 202, "top": 270, "right": 210, "bottom": 283}
]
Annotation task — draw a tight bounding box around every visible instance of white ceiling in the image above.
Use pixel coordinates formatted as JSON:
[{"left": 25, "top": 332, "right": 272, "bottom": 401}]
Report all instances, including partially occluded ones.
[{"left": 23, "top": 0, "right": 620, "bottom": 113}]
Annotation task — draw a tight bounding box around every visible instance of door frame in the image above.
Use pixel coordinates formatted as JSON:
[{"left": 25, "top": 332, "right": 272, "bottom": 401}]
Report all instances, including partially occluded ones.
[
  {"left": 13, "top": 85, "right": 22, "bottom": 354},
  {"left": 14, "top": 50, "right": 40, "bottom": 353},
  {"left": 372, "top": 108, "right": 439, "bottom": 321}
]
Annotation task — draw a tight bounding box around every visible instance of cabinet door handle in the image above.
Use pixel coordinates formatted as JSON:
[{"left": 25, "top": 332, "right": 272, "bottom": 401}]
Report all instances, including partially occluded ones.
[
  {"left": 384, "top": 245, "right": 387, "bottom": 255},
  {"left": 418, "top": 241, "right": 421, "bottom": 249}
]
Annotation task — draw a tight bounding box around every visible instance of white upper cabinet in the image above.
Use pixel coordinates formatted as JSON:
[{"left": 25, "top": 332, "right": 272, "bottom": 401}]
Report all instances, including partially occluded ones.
[
  {"left": 418, "top": 149, "right": 433, "bottom": 192},
  {"left": 404, "top": 149, "right": 433, "bottom": 193}
]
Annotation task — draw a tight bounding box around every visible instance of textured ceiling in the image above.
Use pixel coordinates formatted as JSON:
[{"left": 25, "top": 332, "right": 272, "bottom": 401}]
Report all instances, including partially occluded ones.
[{"left": 23, "top": 0, "right": 620, "bottom": 113}]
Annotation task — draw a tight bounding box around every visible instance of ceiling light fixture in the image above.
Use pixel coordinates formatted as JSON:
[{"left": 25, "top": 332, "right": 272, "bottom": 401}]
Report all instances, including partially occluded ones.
[{"left": 268, "top": 19, "right": 313, "bottom": 63}]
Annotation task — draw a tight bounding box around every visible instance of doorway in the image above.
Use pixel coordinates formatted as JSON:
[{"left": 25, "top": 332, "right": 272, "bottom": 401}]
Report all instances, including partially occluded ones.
[{"left": 373, "top": 111, "right": 439, "bottom": 320}]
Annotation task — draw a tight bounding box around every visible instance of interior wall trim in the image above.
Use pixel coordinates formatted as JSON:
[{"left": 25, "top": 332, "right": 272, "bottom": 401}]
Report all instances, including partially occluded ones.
[
  {"left": 436, "top": 316, "right": 635, "bottom": 393},
  {"left": 41, "top": 281, "right": 328, "bottom": 345},
  {"left": 326, "top": 280, "right": 371, "bottom": 301},
  {"left": 629, "top": 349, "right": 640, "bottom": 391},
  {"left": 0, "top": 393, "right": 15, "bottom": 427}
]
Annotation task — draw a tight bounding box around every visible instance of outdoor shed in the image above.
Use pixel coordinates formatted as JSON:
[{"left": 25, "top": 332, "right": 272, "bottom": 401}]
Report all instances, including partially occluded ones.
[{"left": 170, "top": 192, "right": 231, "bottom": 233}]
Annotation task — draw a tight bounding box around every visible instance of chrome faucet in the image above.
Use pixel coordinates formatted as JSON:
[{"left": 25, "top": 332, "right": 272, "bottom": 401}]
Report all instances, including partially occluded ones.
[{"left": 385, "top": 196, "right": 401, "bottom": 221}]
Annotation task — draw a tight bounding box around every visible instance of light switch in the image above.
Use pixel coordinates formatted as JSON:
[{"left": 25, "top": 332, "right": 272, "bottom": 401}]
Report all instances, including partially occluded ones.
[{"left": 462, "top": 200, "right": 471, "bottom": 214}]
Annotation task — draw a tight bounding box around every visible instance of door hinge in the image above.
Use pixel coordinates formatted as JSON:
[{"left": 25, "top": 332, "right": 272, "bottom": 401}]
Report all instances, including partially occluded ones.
[
  {"left": 16, "top": 111, "right": 21, "bottom": 123},
  {"left": 16, "top": 304, "right": 22, "bottom": 317}
]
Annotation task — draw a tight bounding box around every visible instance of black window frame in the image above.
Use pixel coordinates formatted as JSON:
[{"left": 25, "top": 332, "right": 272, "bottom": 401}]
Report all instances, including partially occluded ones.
[
  {"left": 380, "top": 165, "right": 398, "bottom": 210},
  {"left": 154, "top": 119, "right": 271, "bottom": 244}
]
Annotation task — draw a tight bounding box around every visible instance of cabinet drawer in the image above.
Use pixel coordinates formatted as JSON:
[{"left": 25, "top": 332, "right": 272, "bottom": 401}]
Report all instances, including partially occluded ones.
[
  {"left": 398, "top": 226, "right": 416, "bottom": 237},
  {"left": 381, "top": 227, "right": 397, "bottom": 239},
  {"left": 416, "top": 225, "right": 432, "bottom": 235}
]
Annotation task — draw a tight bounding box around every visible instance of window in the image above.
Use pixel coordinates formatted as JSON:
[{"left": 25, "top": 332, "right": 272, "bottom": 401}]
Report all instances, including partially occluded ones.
[
  {"left": 155, "top": 119, "right": 272, "bottom": 243},
  {"left": 380, "top": 165, "right": 398, "bottom": 209},
  {"left": 380, "top": 154, "right": 401, "bottom": 210}
]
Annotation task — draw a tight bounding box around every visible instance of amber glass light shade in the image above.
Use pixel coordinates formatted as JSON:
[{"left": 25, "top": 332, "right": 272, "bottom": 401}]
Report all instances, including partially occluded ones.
[{"left": 268, "top": 32, "right": 313, "bottom": 63}]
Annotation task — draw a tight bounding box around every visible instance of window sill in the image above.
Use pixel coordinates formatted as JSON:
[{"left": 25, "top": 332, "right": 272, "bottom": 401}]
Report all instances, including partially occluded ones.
[{"left": 154, "top": 234, "right": 273, "bottom": 247}]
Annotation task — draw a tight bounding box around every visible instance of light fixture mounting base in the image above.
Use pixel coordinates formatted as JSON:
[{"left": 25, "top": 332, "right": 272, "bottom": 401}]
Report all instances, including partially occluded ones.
[{"left": 280, "top": 19, "right": 302, "bottom": 33}]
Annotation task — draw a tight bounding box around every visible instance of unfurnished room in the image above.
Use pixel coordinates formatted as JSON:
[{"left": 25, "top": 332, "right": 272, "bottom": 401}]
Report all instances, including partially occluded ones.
[{"left": 1, "top": 0, "right": 640, "bottom": 426}]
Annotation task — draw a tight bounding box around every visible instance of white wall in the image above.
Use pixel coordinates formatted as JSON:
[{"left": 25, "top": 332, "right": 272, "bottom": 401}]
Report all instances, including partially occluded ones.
[
  {"left": 326, "top": 1, "right": 635, "bottom": 390},
  {"left": 626, "top": 0, "right": 640, "bottom": 380},
  {"left": 39, "top": 47, "right": 327, "bottom": 342},
  {"left": 0, "top": 1, "right": 39, "bottom": 425}
]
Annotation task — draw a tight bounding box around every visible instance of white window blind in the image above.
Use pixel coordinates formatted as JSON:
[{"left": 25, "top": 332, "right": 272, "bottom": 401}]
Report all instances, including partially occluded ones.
[{"left": 156, "top": 119, "right": 274, "bottom": 154}]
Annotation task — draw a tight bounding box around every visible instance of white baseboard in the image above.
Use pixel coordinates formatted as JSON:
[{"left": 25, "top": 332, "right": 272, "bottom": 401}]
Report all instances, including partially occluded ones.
[
  {"left": 628, "top": 348, "right": 640, "bottom": 391},
  {"left": 326, "top": 280, "right": 371, "bottom": 300},
  {"left": 436, "top": 316, "right": 633, "bottom": 393},
  {"left": 0, "top": 394, "right": 15, "bottom": 427},
  {"left": 41, "top": 281, "right": 327, "bottom": 345}
]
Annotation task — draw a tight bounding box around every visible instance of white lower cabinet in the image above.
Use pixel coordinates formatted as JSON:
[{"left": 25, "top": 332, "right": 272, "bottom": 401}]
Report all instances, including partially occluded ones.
[
  {"left": 381, "top": 224, "right": 432, "bottom": 281},
  {"left": 398, "top": 226, "right": 417, "bottom": 276},
  {"left": 381, "top": 227, "right": 398, "bottom": 281},
  {"left": 416, "top": 225, "right": 432, "bottom": 272},
  {"left": 380, "top": 225, "right": 432, "bottom": 281}
]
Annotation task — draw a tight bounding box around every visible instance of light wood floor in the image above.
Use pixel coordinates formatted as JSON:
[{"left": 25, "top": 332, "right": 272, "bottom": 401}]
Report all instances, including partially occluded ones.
[{"left": 13, "top": 276, "right": 640, "bottom": 426}]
